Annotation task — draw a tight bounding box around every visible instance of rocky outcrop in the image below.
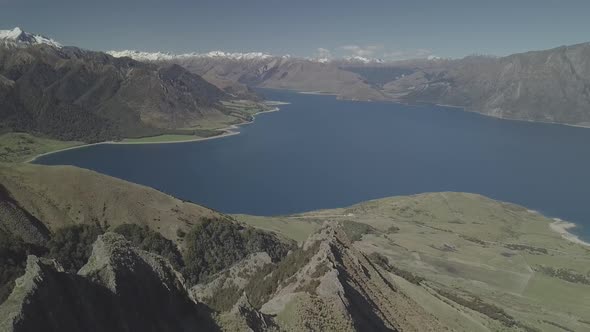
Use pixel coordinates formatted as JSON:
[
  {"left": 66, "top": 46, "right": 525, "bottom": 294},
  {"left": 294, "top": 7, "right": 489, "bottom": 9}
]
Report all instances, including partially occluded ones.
[
  {"left": 186, "top": 222, "right": 444, "bottom": 331},
  {"left": 256, "top": 222, "right": 444, "bottom": 331},
  {"left": 0, "top": 233, "right": 218, "bottom": 332}
]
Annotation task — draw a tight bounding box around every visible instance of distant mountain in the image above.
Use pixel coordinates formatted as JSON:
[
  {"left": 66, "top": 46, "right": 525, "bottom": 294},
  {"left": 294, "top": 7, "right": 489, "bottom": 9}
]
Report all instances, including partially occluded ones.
[
  {"left": 0, "top": 28, "right": 239, "bottom": 142},
  {"left": 388, "top": 44, "right": 590, "bottom": 126},
  {"left": 342, "top": 44, "right": 590, "bottom": 126},
  {"left": 111, "top": 42, "right": 590, "bottom": 126},
  {"left": 107, "top": 50, "right": 277, "bottom": 62},
  {"left": 108, "top": 50, "right": 388, "bottom": 101},
  {"left": 107, "top": 50, "right": 279, "bottom": 99},
  {"left": 0, "top": 27, "right": 62, "bottom": 48}
]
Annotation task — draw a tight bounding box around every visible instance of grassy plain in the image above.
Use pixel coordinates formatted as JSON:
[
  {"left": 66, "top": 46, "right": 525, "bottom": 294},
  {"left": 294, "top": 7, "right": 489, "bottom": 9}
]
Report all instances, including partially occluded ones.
[{"left": 0, "top": 133, "right": 82, "bottom": 163}]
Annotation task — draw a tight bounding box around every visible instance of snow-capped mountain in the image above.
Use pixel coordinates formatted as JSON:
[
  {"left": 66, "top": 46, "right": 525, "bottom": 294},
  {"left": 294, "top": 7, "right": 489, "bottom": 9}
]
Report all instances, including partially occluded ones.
[
  {"left": 107, "top": 49, "right": 390, "bottom": 65},
  {"left": 0, "top": 27, "right": 62, "bottom": 48},
  {"left": 107, "top": 50, "right": 279, "bottom": 62},
  {"left": 342, "top": 56, "right": 385, "bottom": 64}
]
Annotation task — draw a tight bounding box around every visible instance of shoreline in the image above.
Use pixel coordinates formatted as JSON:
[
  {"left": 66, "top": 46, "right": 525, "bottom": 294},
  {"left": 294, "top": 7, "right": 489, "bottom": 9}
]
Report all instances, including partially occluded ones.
[
  {"left": 263, "top": 100, "right": 291, "bottom": 105},
  {"left": 298, "top": 91, "right": 336, "bottom": 95},
  {"left": 27, "top": 106, "right": 282, "bottom": 163},
  {"left": 431, "top": 103, "right": 590, "bottom": 130},
  {"left": 264, "top": 87, "right": 590, "bottom": 130},
  {"left": 549, "top": 219, "right": 590, "bottom": 247}
]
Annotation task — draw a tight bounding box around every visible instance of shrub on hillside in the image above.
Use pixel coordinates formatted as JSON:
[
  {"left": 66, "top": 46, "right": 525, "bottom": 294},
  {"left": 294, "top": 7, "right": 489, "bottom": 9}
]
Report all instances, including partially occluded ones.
[
  {"left": 246, "top": 241, "right": 321, "bottom": 308},
  {"left": 112, "top": 224, "right": 183, "bottom": 269},
  {"left": 47, "top": 224, "right": 104, "bottom": 273},
  {"left": 340, "top": 220, "right": 376, "bottom": 242},
  {"left": 182, "top": 218, "right": 295, "bottom": 285}
]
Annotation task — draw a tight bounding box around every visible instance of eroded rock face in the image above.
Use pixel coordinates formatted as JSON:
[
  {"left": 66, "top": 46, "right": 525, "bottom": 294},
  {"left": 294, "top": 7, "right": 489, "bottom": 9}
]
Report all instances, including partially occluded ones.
[
  {"left": 0, "top": 233, "right": 218, "bottom": 332},
  {"left": 260, "top": 223, "right": 444, "bottom": 332}
]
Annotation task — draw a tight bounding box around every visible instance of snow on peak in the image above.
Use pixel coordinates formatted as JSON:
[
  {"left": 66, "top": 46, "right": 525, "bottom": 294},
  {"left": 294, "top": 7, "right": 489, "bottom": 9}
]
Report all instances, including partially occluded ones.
[
  {"left": 200, "top": 51, "right": 274, "bottom": 60},
  {"left": 106, "top": 50, "right": 178, "bottom": 61},
  {"left": 108, "top": 49, "right": 393, "bottom": 65},
  {"left": 342, "top": 56, "right": 385, "bottom": 64},
  {"left": 0, "top": 27, "right": 24, "bottom": 40},
  {"left": 107, "top": 49, "right": 278, "bottom": 62},
  {"left": 0, "top": 27, "right": 62, "bottom": 48}
]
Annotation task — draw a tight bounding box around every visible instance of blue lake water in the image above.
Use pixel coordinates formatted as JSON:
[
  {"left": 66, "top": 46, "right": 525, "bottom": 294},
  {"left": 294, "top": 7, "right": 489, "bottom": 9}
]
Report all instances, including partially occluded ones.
[{"left": 35, "top": 89, "right": 590, "bottom": 241}]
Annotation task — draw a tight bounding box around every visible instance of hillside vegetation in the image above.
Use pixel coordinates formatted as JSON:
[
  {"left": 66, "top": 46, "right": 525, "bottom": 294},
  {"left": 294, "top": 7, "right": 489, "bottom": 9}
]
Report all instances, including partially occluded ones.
[
  {"left": 1, "top": 163, "right": 589, "bottom": 331},
  {"left": 0, "top": 133, "right": 81, "bottom": 163}
]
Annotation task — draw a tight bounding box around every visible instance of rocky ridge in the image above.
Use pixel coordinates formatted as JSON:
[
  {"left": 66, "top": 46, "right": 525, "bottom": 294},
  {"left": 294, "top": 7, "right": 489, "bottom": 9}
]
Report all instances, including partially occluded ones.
[{"left": 0, "top": 233, "right": 217, "bottom": 332}]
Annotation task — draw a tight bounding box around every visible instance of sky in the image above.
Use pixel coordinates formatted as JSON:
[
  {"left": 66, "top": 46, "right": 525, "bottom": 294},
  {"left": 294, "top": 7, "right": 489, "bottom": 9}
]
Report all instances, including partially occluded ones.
[{"left": 1, "top": 0, "right": 590, "bottom": 60}]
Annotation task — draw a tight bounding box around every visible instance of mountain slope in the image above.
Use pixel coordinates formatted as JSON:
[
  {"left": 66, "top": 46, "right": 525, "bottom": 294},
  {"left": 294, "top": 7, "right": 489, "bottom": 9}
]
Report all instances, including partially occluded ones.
[
  {"left": 108, "top": 51, "right": 387, "bottom": 101},
  {"left": 366, "top": 44, "right": 590, "bottom": 126},
  {"left": 0, "top": 163, "right": 226, "bottom": 243},
  {"left": 0, "top": 29, "right": 239, "bottom": 142}
]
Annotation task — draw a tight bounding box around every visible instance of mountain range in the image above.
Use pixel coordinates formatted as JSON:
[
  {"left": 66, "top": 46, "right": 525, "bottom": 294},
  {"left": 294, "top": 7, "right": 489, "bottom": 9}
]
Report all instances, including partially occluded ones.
[
  {"left": 4, "top": 26, "right": 590, "bottom": 140},
  {"left": 107, "top": 50, "right": 388, "bottom": 101},
  {"left": 111, "top": 42, "right": 590, "bottom": 127},
  {"left": 1, "top": 27, "right": 590, "bottom": 332}
]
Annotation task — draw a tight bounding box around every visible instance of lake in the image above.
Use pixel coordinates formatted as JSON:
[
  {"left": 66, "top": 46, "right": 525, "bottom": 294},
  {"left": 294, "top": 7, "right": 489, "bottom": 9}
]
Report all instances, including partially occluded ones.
[{"left": 35, "top": 89, "right": 590, "bottom": 241}]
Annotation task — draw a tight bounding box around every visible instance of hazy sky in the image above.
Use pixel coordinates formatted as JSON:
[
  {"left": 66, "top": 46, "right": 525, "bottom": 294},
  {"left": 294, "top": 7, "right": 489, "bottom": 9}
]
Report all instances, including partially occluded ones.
[{"left": 2, "top": 0, "right": 590, "bottom": 59}]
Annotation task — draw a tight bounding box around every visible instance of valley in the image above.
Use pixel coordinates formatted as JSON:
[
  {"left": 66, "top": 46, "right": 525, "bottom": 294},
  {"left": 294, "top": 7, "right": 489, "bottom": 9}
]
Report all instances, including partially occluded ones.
[
  {"left": 33, "top": 89, "right": 590, "bottom": 243},
  {"left": 2, "top": 21, "right": 590, "bottom": 332},
  {"left": 110, "top": 42, "right": 590, "bottom": 127}
]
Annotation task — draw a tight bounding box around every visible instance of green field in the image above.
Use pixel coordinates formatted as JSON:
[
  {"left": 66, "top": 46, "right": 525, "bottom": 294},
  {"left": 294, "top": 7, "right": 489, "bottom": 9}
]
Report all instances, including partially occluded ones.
[
  {"left": 234, "top": 215, "right": 321, "bottom": 243},
  {"left": 222, "top": 99, "right": 273, "bottom": 116},
  {"left": 172, "top": 100, "right": 274, "bottom": 132},
  {"left": 0, "top": 133, "right": 82, "bottom": 163}
]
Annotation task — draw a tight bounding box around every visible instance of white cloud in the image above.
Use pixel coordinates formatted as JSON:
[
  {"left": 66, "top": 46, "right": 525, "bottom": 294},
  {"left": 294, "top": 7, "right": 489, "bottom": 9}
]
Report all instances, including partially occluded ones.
[
  {"left": 310, "top": 45, "right": 435, "bottom": 62},
  {"left": 339, "top": 44, "right": 383, "bottom": 57},
  {"left": 315, "top": 47, "right": 332, "bottom": 59}
]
